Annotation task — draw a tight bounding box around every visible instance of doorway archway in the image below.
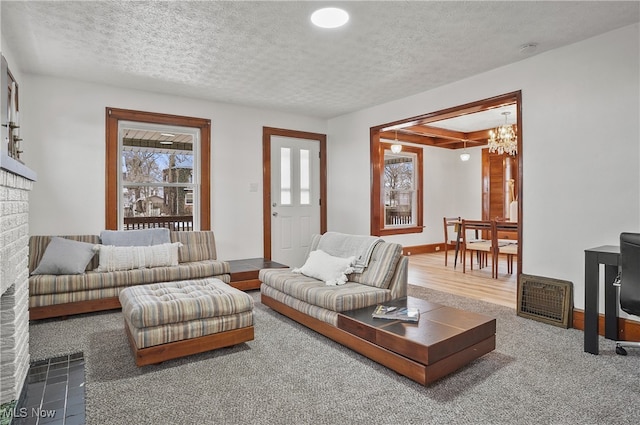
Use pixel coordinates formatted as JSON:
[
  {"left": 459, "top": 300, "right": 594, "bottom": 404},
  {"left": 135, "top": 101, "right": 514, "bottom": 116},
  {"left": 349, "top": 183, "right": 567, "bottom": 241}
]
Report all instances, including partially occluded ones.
[{"left": 370, "top": 91, "right": 523, "bottom": 278}]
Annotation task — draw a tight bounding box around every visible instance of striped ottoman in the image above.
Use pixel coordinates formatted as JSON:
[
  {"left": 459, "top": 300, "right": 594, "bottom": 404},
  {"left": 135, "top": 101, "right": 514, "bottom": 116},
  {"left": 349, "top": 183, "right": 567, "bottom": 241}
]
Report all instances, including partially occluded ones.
[{"left": 119, "top": 278, "right": 254, "bottom": 366}]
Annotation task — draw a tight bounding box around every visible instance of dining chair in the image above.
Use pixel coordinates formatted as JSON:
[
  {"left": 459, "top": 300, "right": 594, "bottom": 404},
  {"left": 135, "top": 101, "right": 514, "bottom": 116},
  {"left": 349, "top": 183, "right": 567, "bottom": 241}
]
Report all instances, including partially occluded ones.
[
  {"left": 494, "top": 221, "right": 518, "bottom": 277},
  {"left": 615, "top": 232, "right": 640, "bottom": 355},
  {"left": 461, "top": 219, "right": 495, "bottom": 277},
  {"left": 443, "top": 216, "right": 461, "bottom": 266}
]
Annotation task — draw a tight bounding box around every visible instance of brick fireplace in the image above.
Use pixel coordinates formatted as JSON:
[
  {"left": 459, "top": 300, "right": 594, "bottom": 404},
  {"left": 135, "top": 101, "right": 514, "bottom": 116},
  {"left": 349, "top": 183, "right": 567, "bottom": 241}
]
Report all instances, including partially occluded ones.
[{"left": 0, "top": 168, "right": 33, "bottom": 404}]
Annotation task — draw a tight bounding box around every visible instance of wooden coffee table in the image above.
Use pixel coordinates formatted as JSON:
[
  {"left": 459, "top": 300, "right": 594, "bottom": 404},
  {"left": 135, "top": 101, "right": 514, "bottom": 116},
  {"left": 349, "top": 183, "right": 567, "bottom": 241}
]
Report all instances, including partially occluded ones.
[{"left": 337, "top": 296, "right": 496, "bottom": 385}]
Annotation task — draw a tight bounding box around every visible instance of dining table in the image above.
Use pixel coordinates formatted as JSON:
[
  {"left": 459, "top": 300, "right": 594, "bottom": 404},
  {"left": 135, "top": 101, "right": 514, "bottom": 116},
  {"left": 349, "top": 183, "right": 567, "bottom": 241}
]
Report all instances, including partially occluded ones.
[{"left": 453, "top": 219, "right": 519, "bottom": 269}]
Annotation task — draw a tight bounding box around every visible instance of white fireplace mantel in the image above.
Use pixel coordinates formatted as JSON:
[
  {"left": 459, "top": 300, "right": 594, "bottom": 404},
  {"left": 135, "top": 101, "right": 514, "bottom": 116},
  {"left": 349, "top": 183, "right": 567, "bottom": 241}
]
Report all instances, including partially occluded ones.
[{"left": 0, "top": 153, "right": 37, "bottom": 183}]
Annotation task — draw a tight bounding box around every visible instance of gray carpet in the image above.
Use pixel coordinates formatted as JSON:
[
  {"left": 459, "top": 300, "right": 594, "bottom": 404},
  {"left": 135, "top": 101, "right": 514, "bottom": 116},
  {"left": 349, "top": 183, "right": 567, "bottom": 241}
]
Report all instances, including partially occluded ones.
[{"left": 29, "top": 285, "right": 640, "bottom": 425}]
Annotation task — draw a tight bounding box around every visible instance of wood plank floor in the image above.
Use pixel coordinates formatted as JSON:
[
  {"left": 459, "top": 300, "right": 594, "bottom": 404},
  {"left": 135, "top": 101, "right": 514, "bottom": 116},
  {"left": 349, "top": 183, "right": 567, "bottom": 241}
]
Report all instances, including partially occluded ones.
[{"left": 407, "top": 251, "right": 517, "bottom": 309}]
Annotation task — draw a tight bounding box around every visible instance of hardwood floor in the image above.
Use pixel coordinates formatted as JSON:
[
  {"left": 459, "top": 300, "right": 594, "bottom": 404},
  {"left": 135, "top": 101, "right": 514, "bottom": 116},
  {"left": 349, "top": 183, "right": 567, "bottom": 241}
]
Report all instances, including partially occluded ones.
[{"left": 407, "top": 251, "right": 517, "bottom": 309}]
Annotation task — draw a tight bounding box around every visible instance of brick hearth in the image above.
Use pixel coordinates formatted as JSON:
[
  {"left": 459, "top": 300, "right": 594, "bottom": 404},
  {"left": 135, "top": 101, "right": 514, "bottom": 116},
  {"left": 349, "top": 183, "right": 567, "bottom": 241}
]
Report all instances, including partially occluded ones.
[{"left": 0, "top": 169, "right": 33, "bottom": 404}]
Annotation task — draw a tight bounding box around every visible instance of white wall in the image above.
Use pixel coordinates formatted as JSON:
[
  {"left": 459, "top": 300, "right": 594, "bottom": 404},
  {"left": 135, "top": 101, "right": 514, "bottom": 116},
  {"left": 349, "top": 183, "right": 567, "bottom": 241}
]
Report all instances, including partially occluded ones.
[
  {"left": 453, "top": 145, "right": 484, "bottom": 220},
  {"left": 19, "top": 76, "right": 326, "bottom": 260},
  {"left": 327, "top": 24, "right": 640, "bottom": 312},
  {"left": 421, "top": 145, "right": 483, "bottom": 246}
]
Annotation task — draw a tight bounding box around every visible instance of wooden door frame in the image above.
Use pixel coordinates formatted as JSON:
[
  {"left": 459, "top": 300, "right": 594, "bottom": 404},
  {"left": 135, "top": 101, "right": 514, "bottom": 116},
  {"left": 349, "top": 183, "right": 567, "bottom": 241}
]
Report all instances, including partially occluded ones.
[
  {"left": 262, "top": 127, "right": 327, "bottom": 260},
  {"left": 370, "top": 91, "right": 523, "bottom": 276}
]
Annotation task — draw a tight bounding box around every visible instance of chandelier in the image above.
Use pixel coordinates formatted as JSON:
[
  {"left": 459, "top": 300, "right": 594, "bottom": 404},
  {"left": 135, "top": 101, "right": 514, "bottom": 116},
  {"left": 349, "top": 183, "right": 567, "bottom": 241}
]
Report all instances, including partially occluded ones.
[{"left": 488, "top": 111, "right": 517, "bottom": 156}]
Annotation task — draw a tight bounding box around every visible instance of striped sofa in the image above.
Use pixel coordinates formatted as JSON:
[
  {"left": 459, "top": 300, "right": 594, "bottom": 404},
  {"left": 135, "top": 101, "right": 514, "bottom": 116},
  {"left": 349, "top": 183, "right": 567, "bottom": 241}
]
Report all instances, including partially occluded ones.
[
  {"left": 260, "top": 234, "right": 408, "bottom": 328},
  {"left": 28, "top": 231, "right": 230, "bottom": 320}
]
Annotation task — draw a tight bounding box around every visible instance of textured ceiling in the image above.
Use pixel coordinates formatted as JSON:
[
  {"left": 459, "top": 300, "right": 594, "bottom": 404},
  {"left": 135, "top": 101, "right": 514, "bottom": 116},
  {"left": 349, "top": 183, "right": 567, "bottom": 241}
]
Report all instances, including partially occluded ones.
[{"left": 1, "top": 1, "right": 639, "bottom": 119}]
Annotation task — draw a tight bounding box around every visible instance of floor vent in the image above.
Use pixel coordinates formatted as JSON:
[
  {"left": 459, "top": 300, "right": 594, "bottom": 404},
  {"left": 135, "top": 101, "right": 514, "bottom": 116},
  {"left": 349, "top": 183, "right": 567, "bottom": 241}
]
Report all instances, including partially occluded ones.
[{"left": 518, "top": 274, "right": 573, "bottom": 328}]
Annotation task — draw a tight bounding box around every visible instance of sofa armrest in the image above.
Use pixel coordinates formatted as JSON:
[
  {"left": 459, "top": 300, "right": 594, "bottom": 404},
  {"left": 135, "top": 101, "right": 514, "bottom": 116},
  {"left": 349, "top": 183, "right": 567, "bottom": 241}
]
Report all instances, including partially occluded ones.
[
  {"left": 29, "top": 235, "right": 101, "bottom": 274},
  {"left": 388, "top": 256, "right": 408, "bottom": 299},
  {"left": 170, "top": 231, "right": 219, "bottom": 262}
]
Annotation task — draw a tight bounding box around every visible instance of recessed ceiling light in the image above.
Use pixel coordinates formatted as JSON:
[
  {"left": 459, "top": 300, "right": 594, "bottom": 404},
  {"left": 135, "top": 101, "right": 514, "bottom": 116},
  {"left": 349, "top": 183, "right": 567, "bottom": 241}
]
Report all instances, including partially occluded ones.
[
  {"left": 311, "top": 7, "right": 349, "bottom": 29},
  {"left": 159, "top": 141, "right": 173, "bottom": 145},
  {"left": 161, "top": 133, "right": 175, "bottom": 137}
]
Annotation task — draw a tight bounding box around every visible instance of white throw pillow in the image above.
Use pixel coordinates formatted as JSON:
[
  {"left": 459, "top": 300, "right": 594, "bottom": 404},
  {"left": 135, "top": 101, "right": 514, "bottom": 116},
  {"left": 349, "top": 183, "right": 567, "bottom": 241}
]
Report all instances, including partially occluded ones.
[
  {"left": 94, "top": 242, "right": 182, "bottom": 272},
  {"left": 293, "top": 250, "right": 355, "bottom": 286}
]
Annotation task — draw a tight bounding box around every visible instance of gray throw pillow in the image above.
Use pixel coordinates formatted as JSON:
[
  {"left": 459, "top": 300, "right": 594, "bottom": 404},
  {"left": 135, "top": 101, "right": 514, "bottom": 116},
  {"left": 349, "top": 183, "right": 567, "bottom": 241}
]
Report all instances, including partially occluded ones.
[
  {"left": 31, "top": 237, "right": 96, "bottom": 275},
  {"left": 99, "top": 228, "right": 170, "bottom": 246}
]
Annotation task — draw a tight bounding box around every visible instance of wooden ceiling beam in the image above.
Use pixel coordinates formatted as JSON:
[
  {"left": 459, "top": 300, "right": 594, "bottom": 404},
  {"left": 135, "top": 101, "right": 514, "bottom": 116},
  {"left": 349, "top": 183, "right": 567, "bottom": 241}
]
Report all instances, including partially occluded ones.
[
  {"left": 403, "top": 125, "right": 466, "bottom": 141},
  {"left": 380, "top": 130, "right": 489, "bottom": 150},
  {"left": 380, "top": 131, "right": 439, "bottom": 146},
  {"left": 380, "top": 131, "right": 483, "bottom": 150},
  {"left": 466, "top": 129, "right": 492, "bottom": 142},
  {"left": 402, "top": 125, "right": 495, "bottom": 142}
]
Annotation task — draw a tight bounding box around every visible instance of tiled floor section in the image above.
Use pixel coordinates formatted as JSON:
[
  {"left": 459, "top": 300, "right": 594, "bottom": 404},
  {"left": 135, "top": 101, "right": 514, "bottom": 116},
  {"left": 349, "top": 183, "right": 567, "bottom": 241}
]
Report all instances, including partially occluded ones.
[{"left": 12, "top": 353, "right": 85, "bottom": 425}]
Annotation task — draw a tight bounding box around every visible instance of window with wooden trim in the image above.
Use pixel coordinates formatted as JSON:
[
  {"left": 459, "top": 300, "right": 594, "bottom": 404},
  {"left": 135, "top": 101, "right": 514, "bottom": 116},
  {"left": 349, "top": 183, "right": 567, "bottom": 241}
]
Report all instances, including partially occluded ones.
[
  {"left": 384, "top": 148, "right": 418, "bottom": 227},
  {"left": 371, "top": 140, "right": 423, "bottom": 236},
  {"left": 105, "top": 108, "right": 211, "bottom": 231}
]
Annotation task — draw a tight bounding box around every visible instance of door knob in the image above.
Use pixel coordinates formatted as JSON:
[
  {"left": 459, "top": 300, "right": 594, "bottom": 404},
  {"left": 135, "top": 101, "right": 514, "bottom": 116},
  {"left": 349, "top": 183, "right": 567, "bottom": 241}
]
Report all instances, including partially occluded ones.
[{"left": 272, "top": 212, "right": 278, "bottom": 217}]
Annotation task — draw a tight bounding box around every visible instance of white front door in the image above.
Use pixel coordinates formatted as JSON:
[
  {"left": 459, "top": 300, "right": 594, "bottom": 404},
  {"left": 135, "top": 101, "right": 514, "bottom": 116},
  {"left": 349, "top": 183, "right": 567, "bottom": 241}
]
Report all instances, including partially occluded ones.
[{"left": 270, "top": 136, "right": 321, "bottom": 268}]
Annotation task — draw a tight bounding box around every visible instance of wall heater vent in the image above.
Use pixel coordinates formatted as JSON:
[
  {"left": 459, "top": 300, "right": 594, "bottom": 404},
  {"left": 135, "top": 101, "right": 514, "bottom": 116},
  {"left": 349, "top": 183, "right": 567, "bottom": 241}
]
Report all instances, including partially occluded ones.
[{"left": 518, "top": 274, "right": 573, "bottom": 328}]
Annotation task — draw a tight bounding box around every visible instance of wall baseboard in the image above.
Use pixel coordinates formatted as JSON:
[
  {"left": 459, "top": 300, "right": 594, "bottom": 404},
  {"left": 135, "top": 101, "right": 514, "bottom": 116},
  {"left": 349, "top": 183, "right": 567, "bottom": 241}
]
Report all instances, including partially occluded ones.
[
  {"left": 572, "top": 309, "right": 640, "bottom": 341},
  {"left": 402, "top": 243, "right": 452, "bottom": 256}
]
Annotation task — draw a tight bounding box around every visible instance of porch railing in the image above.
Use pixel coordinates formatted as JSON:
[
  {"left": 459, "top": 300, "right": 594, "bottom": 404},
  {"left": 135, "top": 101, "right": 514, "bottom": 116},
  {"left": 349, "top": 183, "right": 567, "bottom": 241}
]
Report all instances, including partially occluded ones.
[
  {"left": 385, "top": 207, "right": 412, "bottom": 226},
  {"left": 124, "top": 215, "right": 193, "bottom": 231}
]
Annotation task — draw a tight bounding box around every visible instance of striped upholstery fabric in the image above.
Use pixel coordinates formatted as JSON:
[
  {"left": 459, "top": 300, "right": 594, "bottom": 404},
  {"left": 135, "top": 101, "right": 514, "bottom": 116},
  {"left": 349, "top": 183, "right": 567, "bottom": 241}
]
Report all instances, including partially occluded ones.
[
  {"left": 304, "top": 234, "right": 402, "bottom": 289},
  {"left": 261, "top": 283, "right": 339, "bottom": 325},
  {"left": 389, "top": 256, "right": 409, "bottom": 300},
  {"left": 170, "top": 231, "right": 218, "bottom": 263},
  {"left": 259, "top": 268, "right": 391, "bottom": 312},
  {"left": 348, "top": 242, "right": 402, "bottom": 289},
  {"left": 126, "top": 311, "right": 254, "bottom": 349},
  {"left": 119, "top": 278, "right": 254, "bottom": 328},
  {"left": 29, "top": 260, "right": 230, "bottom": 296},
  {"left": 29, "top": 235, "right": 100, "bottom": 273},
  {"left": 30, "top": 287, "right": 123, "bottom": 308},
  {"left": 120, "top": 278, "right": 254, "bottom": 348}
]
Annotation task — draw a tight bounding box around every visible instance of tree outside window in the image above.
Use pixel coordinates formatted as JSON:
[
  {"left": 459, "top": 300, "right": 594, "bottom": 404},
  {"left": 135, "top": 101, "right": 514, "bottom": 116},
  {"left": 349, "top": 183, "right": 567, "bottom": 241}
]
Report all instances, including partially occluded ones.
[
  {"left": 370, "top": 139, "right": 423, "bottom": 236},
  {"left": 384, "top": 153, "right": 416, "bottom": 227},
  {"left": 122, "top": 146, "right": 194, "bottom": 219}
]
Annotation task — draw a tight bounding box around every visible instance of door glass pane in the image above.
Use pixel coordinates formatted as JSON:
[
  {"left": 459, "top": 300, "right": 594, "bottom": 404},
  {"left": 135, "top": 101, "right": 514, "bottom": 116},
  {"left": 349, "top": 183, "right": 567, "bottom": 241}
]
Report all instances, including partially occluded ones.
[
  {"left": 300, "top": 149, "right": 310, "bottom": 205},
  {"left": 280, "top": 147, "right": 291, "bottom": 205}
]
